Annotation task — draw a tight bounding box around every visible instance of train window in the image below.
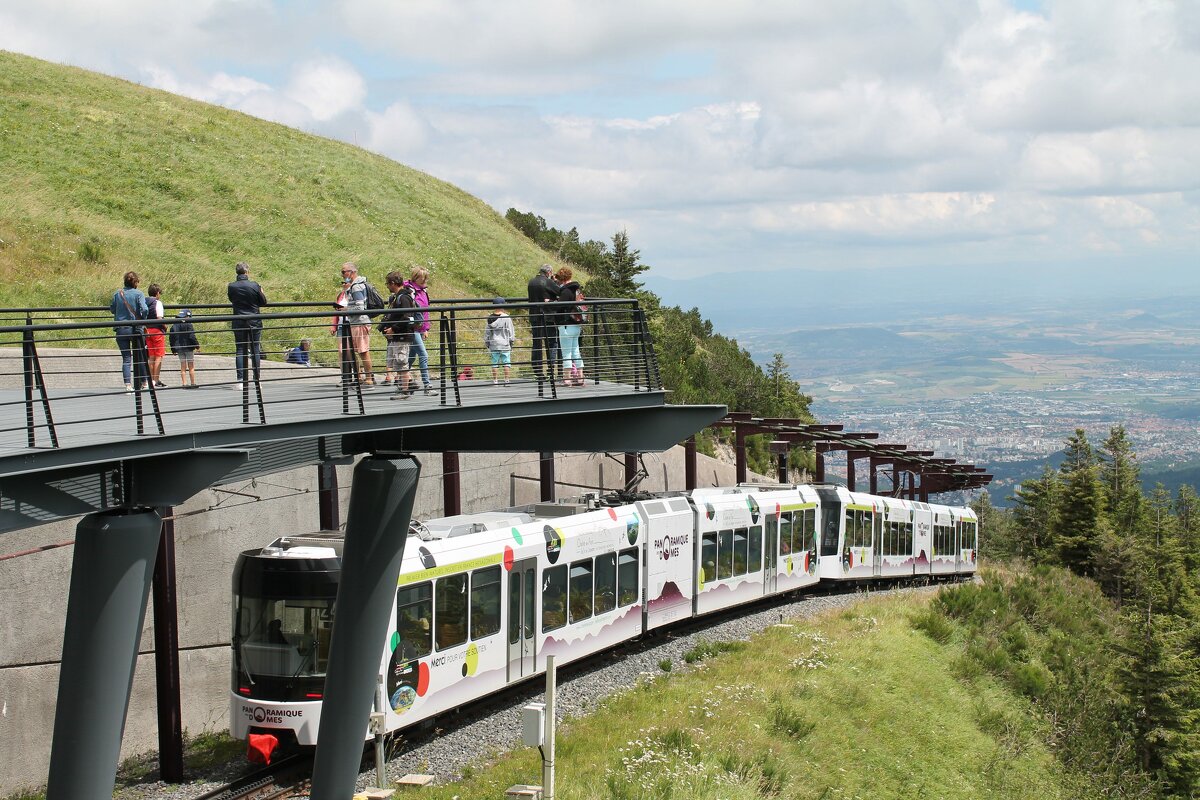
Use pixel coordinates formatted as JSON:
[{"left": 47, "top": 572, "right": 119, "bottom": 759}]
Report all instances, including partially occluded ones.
[
  {"left": 435, "top": 574, "right": 468, "bottom": 650},
  {"left": 732, "top": 529, "right": 748, "bottom": 576},
  {"left": 962, "top": 521, "right": 977, "bottom": 550},
  {"left": 904, "top": 523, "right": 913, "bottom": 556},
  {"left": 595, "top": 552, "right": 616, "bottom": 615},
  {"left": 470, "top": 566, "right": 501, "bottom": 640},
  {"left": 779, "top": 513, "right": 792, "bottom": 556},
  {"left": 820, "top": 503, "right": 840, "bottom": 556},
  {"left": 397, "top": 582, "right": 433, "bottom": 659},
  {"left": 569, "top": 559, "right": 594, "bottom": 623},
  {"left": 644, "top": 501, "right": 666, "bottom": 516},
  {"left": 747, "top": 525, "right": 762, "bottom": 573},
  {"left": 800, "top": 509, "right": 816, "bottom": 554},
  {"left": 718, "top": 529, "right": 734, "bottom": 580},
  {"left": 617, "top": 547, "right": 639, "bottom": 607},
  {"left": 542, "top": 565, "right": 567, "bottom": 632},
  {"left": 701, "top": 532, "right": 717, "bottom": 583}
]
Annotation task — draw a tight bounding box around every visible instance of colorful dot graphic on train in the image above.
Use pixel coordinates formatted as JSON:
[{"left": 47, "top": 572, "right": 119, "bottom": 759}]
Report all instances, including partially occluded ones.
[{"left": 543, "top": 525, "right": 562, "bottom": 564}]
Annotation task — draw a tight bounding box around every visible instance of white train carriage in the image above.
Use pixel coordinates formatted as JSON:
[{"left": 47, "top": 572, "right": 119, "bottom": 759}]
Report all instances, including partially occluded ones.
[{"left": 230, "top": 484, "right": 979, "bottom": 753}]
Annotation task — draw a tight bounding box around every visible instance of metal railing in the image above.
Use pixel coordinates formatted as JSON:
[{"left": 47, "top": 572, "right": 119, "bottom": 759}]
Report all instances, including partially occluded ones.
[{"left": 0, "top": 297, "right": 662, "bottom": 449}]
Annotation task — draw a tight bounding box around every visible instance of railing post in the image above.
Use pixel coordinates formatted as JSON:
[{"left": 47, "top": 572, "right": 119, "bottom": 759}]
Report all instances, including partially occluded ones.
[
  {"left": 448, "top": 309, "right": 461, "bottom": 406},
  {"left": 22, "top": 315, "right": 36, "bottom": 448},
  {"left": 438, "top": 313, "right": 450, "bottom": 406}
]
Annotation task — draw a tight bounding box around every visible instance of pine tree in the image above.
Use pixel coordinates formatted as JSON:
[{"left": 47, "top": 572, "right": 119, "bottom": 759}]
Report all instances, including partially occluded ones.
[
  {"left": 1102, "top": 425, "right": 1142, "bottom": 532},
  {"left": 1010, "top": 465, "right": 1059, "bottom": 562},
  {"left": 1055, "top": 429, "right": 1103, "bottom": 573},
  {"left": 606, "top": 229, "right": 649, "bottom": 297}
]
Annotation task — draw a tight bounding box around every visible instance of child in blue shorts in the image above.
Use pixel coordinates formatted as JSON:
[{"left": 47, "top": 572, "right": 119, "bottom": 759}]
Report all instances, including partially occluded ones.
[{"left": 484, "top": 298, "right": 517, "bottom": 385}]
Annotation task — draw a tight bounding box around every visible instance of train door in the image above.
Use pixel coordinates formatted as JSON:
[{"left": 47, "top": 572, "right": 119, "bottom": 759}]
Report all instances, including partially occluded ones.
[
  {"left": 872, "top": 513, "right": 883, "bottom": 577},
  {"left": 507, "top": 558, "right": 536, "bottom": 682},
  {"left": 763, "top": 515, "right": 778, "bottom": 595}
]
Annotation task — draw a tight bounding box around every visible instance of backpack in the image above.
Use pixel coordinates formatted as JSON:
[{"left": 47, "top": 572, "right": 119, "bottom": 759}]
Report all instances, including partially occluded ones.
[
  {"left": 363, "top": 281, "right": 385, "bottom": 310},
  {"left": 571, "top": 288, "right": 589, "bottom": 324}
]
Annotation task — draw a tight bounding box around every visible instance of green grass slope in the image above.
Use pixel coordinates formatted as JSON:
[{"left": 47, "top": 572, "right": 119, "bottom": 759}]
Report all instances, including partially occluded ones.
[
  {"left": 416, "top": 593, "right": 1074, "bottom": 800},
  {"left": 0, "top": 50, "right": 564, "bottom": 309}
]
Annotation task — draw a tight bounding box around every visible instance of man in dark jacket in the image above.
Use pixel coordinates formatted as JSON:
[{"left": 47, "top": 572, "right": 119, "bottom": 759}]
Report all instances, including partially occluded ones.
[
  {"left": 526, "top": 263, "right": 559, "bottom": 380},
  {"left": 227, "top": 261, "right": 268, "bottom": 389}
]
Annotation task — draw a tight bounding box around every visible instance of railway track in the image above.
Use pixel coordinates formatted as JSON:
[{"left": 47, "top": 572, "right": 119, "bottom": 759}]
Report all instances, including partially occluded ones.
[{"left": 193, "top": 753, "right": 313, "bottom": 800}]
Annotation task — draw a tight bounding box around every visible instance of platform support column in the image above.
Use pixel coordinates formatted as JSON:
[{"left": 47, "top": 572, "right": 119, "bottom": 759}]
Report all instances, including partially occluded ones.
[
  {"left": 47, "top": 508, "right": 163, "bottom": 800},
  {"left": 443, "top": 451, "right": 461, "bottom": 516},
  {"left": 734, "top": 425, "right": 748, "bottom": 485},
  {"left": 846, "top": 454, "right": 856, "bottom": 493},
  {"left": 318, "top": 462, "right": 339, "bottom": 531},
  {"left": 815, "top": 444, "right": 828, "bottom": 483},
  {"left": 309, "top": 455, "right": 421, "bottom": 800},
  {"left": 152, "top": 508, "right": 184, "bottom": 783},
  {"left": 684, "top": 436, "right": 697, "bottom": 490},
  {"left": 869, "top": 458, "right": 879, "bottom": 495},
  {"left": 540, "top": 452, "right": 555, "bottom": 502},
  {"left": 624, "top": 452, "right": 638, "bottom": 487}
]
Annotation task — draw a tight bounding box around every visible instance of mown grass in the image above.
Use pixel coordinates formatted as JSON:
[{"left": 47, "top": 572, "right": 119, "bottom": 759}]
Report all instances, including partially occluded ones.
[
  {"left": 410, "top": 593, "right": 1071, "bottom": 800},
  {"left": 0, "top": 50, "right": 571, "bottom": 311}
]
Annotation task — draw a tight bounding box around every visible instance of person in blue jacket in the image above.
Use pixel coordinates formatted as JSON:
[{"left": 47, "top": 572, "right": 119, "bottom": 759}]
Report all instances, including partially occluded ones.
[{"left": 111, "top": 271, "right": 149, "bottom": 391}]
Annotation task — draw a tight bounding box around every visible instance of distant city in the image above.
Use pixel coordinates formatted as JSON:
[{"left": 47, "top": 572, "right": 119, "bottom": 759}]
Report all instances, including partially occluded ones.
[{"left": 652, "top": 274, "right": 1200, "bottom": 504}]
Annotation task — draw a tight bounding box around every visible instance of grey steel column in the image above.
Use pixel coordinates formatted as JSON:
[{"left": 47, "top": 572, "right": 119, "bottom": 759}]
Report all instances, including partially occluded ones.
[
  {"left": 47, "top": 508, "right": 163, "bottom": 800},
  {"left": 309, "top": 455, "right": 421, "bottom": 800}
]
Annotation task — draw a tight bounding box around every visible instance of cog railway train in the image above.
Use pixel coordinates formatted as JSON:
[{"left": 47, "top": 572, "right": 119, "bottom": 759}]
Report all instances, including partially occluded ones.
[{"left": 230, "top": 483, "right": 978, "bottom": 749}]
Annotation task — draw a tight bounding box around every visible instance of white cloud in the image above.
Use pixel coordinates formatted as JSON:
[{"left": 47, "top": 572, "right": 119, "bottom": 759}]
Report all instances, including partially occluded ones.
[
  {"left": 3, "top": 0, "right": 1200, "bottom": 277},
  {"left": 285, "top": 57, "right": 366, "bottom": 122}
]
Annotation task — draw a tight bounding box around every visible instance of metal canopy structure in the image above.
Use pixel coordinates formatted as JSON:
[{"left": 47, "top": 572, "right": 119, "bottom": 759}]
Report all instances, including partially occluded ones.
[{"left": 710, "top": 413, "right": 991, "bottom": 500}]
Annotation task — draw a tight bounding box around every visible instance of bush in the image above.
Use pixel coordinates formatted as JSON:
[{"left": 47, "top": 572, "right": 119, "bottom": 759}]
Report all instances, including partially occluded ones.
[
  {"left": 1009, "top": 662, "right": 1051, "bottom": 699},
  {"left": 682, "top": 639, "right": 745, "bottom": 664},
  {"left": 78, "top": 236, "right": 104, "bottom": 263},
  {"left": 911, "top": 608, "right": 955, "bottom": 644},
  {"left": 658, "top": 658, "right": 672, "bottom": 672}
]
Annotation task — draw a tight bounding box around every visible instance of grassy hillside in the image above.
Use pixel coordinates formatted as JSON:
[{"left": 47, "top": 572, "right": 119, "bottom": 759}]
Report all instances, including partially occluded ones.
[
  {"left": 416, "top": 592, "right": 1076, "bottom": 800},
  {"left": 0, "top": 50, "right": 564, "bottom": 309}
]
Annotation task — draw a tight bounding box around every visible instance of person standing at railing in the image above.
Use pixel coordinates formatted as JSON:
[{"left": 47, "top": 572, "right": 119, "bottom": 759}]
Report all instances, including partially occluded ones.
[
  {"left": 169, "top": 309, "right": 200, "bottom": 388},
  {"left": 405, "top": 266, "right": 433, "bottom": 395},
  {"left": 145, "top": 284, "right": 167, "bottom": 388},
  {"left": 381, "top": 271, "right": 417, "bottom": 399},
  {"left": 227, "top": 262, "right": 268, "bottom": 391},
  {"left": 485, "top": 297, "right": 517, "bottom": 385},
  {"left": 330, "top": 262, "right": 374, "bottom": 386},
  {"left": 527, "top": 263, "right": 560, "bottom": 382},
  {"left": 553, "top": 266, "right": 586, "bottom": 386},
  {"left": 110, "top": 271, "right": 149, "bottom": 392}
]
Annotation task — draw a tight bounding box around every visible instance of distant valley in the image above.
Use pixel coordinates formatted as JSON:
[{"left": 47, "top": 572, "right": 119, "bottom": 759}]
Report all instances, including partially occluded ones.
[{"left": 650, "top": 264, "right": 1200, "bottom": 503}]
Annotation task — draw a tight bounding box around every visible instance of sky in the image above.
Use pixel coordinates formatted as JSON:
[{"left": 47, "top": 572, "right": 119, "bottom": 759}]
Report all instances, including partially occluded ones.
[{"left": 2, "top": 0, "right": 1199, "bottom": 282}]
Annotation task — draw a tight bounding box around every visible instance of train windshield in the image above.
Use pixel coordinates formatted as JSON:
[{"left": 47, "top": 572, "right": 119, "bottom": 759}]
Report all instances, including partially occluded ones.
[{"left": 234, "top": 596, "right": 334, "bottom": 679}]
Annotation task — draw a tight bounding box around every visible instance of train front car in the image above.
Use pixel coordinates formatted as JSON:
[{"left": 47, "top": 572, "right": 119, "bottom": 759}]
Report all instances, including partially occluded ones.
[{"left": 230, "top": 536, "right": 341, "bottom": 753}]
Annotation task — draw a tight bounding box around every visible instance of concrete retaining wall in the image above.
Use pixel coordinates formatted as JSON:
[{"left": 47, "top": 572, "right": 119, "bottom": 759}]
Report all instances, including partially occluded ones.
[{"left": 0, "top": 446, "right": 756, "bottom": 794}]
